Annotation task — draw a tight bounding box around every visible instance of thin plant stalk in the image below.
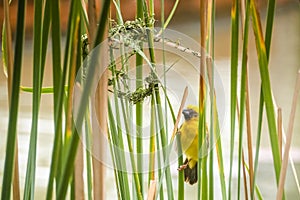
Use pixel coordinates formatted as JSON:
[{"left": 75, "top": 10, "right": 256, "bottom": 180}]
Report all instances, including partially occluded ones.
[
  {"left": 228, "top": 0, "right": 239, "bottom": 198},
  {"left": 147, "top": 180, "right": 156, "bottom": 200},
  {"left": 153, "top": 87, "right": 174, "bottom": 200},
  {"left": 23, "top": 0, "right": 44, "bottom": 197},
  {"left": 109, "top": 49, "right": 131, "bottom": 198},
  {"left": 115, "top": 69, "right": 143, "bottom": 199},
  {"left": 251, "top": 0, "right": 276, "bottom": 196},
  {"left": 245, "top": 72, "right": 254, "bottom": 200},
  {"left": 253, "top": 90, "right": 264, "bottom": 198},
  {"left": 213, "top": 95, "right": 227, "bottom": 200},
  {"left": 64, "top": 14, "right": 80, "bottom": 196},
  {"left": 74, "top": 143, "right": 85, "bottom": 199},
  {"left": 276, "top": 71, "right": 300, "bottom": 200},
  {"left": 108, "top": 100, "right": 129, "bottom": 199},
  {"left": 250, "top": 0, "right": 282, "bottom": 187},
  {"left": 242, "top": 150, "right": 249, "bottom": 200},
  {"left": 88, "top": 0, "right": 97, "bottom": 42},
  {"left": 118, "top": 90, "right": 143, "bottom": 199},
  {"left": 148, "top": 95, "right": 156, "bottom": 184},
  {"left": 207, "top": 0, "right": 215, "bottom": 198},
  {"left": 143, "top": 5, "right": 174, "bottom": 197},
  {"left": 50, "top": 0, "right": 62, "bottom": 191},
  {"left": 278, "top": 108, "right": 282, "bottom": 160},
  {"left": 237, "top": 0, "right": 250, "bottom": 198},
  {"left": 73, "top": 23, "right": 85, "bottom": 200},
  {"left": 93, "top": 18, "right": 107, "bottom": 200},
  {"left": 47, "top": 0, "right": 77, "bottom": 198},
  {"left": 136, "top": 0, "right": 144, "bottom": 194},
  {"left": 84, "top": 110, "right": 94, "bottom": 200},
  {"left": 87, "top": 0, "right": 105, "bottom": 197},
  {"left": 155, "top": 123, "right": 164, "bottom": 200},
  {"left": 2, "top": 0, "right": 21, "bottom": 198},
  {"left": 199, "top": 0, "right": 207, "bottom": 199},
  {"left": 56, "top": 0, "right": 111, "bottom": 197},
  {"left": 93, "top": 73, "right": 107, "bottom": 200},
  {"left": 1, "top": 0, "right": 26, "bottom": 198}
]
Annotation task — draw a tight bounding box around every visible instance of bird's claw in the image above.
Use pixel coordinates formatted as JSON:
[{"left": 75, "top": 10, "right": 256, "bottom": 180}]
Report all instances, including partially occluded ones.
[{"left": 177, "top": 163, "right": 188, "bottom": 171}]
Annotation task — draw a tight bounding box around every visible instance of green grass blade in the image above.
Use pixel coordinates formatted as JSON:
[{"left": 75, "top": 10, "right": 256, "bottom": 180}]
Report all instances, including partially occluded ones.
[
  {"left": 57, "top": 11, "right": 82, "bottom": 198},
  {"left": 50, "top": 0, "right": 63, "bottom": 187},
  {"left": 162, "top": 0, "right": 180, "bottom": 30},
  {"left": 208, "top": 0, "right": 215, "bottom": 199},
  {"left": 145, "top": 9, "right": 174, "bottom": 197},
  {"left": 84, "top": 111, "right": 93, "bottom": 200},
  {"left": 237, "top": 0, "right": 250, "bottom": 199},
  {"left": 154, "top": 88, "right": 174, "bottom": 200},
  {"left": 20, "top": 86, "right": 68, "bottom": 93},
  {"left": 109, "top": 46, "right": 131, "bottom": 198},
  {"left": 136, "top": 0, "right": 144, "bottom": 193},
  {"left": 155, "top": 121, "right": 164, "bottom": 200},
  {"left": 201, "top": 156, "right": 208, "bottom": 200},
  {"left": 108, "top": 101, "right": 129, "bottom": 199},
  {"left": 93, "top": 0, "right": 111, "bottom": 48},
  {"left": 252, "top": 0, "right": 276, "bottom": 197},
  {"left": 23, "top": 0, "right": 44, "bottom": 197},
  {"left": 250, "top": 0, "right": 282, "bottom": 195},
  {"left": 117, "top": 88, "right": 143, "bottom": 199},
  {"left": 176, "top": 134, "right": 184, "bottom": 200},
  {"left": 46, "top": 0, "right": 77, "bottom": 198},
  {"left": 40, "top": 0, "right": 51, "bottom": 83},
  {"left": 1, "top": 0, "right": 26, "bottom": 198},
  {"left": 264, "top": 0, "right": 276, "bottom": 60},
  {"left": 2, "top": 23, "right": 8, "bottom": 78},
  {"left": 213, "top": 96, "right": 227, "bottom": 200},
  {"left": 148, "top": 95, "right": 156, "bottom": 184},
  {"left": 57, "top": 0, "right": 111, "bottom": 197},
  {"left": 228, "top": 0, "right": 239, "bottom": 199}
]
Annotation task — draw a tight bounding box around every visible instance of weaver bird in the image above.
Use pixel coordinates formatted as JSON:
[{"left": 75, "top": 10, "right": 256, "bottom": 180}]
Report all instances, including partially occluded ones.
[{"left": 177, "top": 105, "right": 208, "bottom": 185}]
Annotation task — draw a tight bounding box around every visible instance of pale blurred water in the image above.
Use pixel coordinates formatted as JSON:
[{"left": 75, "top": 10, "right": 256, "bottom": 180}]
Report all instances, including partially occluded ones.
[{"left": 0, "top": 4, "right": 299, "bottom": 199}]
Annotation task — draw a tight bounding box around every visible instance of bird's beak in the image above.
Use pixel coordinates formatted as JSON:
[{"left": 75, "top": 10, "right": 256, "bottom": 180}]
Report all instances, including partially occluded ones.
[
  {"left": 182, "top": 109, "right": 190, "bottom": 116},
  {"left": 182, "top": 109, "right": 191, "bottom": 120}
]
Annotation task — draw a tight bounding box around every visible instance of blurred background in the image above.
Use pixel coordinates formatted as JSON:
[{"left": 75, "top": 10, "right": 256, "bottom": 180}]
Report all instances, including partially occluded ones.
[{"left": 0, "top": 0, "right": 299, "bottom": 198}]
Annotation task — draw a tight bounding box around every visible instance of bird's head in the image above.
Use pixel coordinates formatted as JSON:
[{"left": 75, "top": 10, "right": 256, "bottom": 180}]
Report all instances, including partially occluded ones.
[{"left": 182, "top": 105, "right": 199, "bottom": 121}]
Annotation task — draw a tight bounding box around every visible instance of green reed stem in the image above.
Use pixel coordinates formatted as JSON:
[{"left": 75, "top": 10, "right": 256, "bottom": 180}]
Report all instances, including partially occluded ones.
[
  {"left": 84, "top": 111, "right": 93, "bottom": 200},
  {"left": 144, "top": 6, "right": 174, "bottom": 196},
  {"left": 106, "top": 126, "right": 122, "bottom": 199},
  {"left": 154, "top": 87, "right": 174, "bottom": 200},
  {"left": 250, "top": 1, "right": 283, "bottom": 198},
  {"left": 108, "top": 101, "right": 130, "bottom": 199},
  {"left": 56, "top": 0, "right": 111, "bottom": 198},
  {"left": 252, "top": 0, "right": 276, "bottom": 198},
  {"left": 202, "top": 157, "right": 208, "bottom": 200},
  {"left": 155, "top": 118, "right": 164, "bottom": 200},
  {"left": 23, "top": 0, "right": 44, "bottom": 197},
  {"left": 46, "top": 0, "right": 63, "bottom": 197},
  {"left": 116, "top": 86, "right": 143, "bottom": 199},
  {"left": 1, "top": 0, "right": 26, "bottom": 198},
  {"left": 237, "top": 0, "right": 250, "bottom": 199},
  {"left": 46, "top": 0, "right": 77, "bottom": 198},
  {"left": 228, "top": 0, "right": 239, "bottom": 199},
  {"left": 208, "top": 0, "right": 215, "bottom": 199},
  {"left": 213, "top": 95, "right": 227, "bottom": 200},
  {"left": 253, "top": 89, "right": 263, "bottom": 198},
  {"left": 199, "top": 1, "right": 207, "bottom": 199},
  {"left": 136, "top": 0, "right": 144, "bottom": 194},
  {"left": 149, "top": 94, "right": 156, "bottom": 184},
  {"left": 110, "top": 47, "right": 131, "bottom": 198}
]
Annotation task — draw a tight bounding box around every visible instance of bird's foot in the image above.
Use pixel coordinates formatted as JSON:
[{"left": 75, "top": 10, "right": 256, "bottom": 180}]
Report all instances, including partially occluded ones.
[{"left": 177, "top": 163, "right": 188, "bottom": 171}]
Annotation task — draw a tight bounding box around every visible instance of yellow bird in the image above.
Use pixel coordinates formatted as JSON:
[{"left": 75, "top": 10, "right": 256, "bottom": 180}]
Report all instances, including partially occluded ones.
[{"left": 177, "top": 105, "right": 207, "bottom": 185}]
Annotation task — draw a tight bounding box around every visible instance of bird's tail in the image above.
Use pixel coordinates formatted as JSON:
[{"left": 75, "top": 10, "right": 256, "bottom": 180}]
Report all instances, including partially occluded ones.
[{"left": 183, "top": 158, "right": 198, "bottom": 185}]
